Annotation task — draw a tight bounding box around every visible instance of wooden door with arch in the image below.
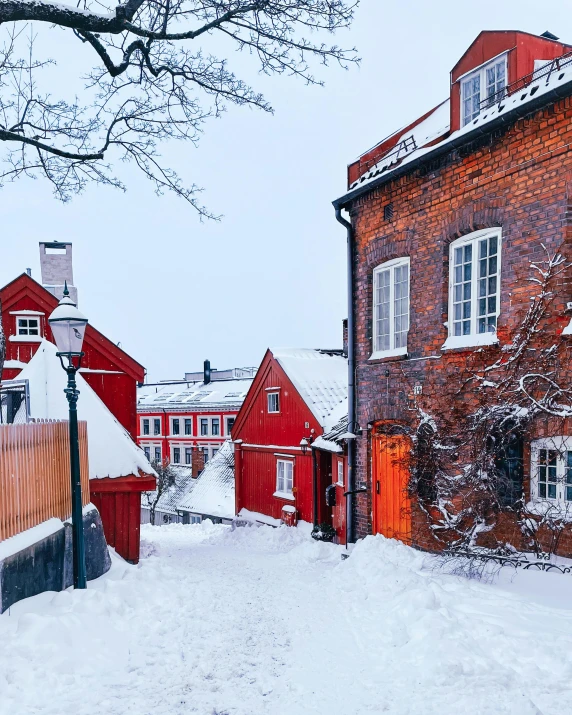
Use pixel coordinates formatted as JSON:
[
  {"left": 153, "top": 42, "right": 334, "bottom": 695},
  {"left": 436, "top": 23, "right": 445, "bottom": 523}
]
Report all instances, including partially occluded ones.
[{"left": 371, "top": 425, "right": 412, "bottom": 544}]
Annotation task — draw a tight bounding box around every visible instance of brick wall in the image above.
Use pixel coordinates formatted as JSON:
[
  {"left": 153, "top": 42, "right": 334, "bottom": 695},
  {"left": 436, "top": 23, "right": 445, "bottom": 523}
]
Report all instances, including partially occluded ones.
[{"left": 349, "top": 97, "right": 572, "bottom": 555}]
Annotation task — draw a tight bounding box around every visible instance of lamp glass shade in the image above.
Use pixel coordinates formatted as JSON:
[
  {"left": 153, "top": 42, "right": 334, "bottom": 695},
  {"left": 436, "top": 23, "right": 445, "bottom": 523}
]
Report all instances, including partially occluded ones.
[{"left": 48, "top": 298, "right": 88, "bottom": 355}]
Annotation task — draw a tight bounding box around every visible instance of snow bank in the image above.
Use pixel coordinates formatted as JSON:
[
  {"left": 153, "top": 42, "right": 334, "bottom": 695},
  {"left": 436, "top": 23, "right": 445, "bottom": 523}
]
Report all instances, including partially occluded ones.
[
  {"left": 17, "top": 341, "right": 155, "bottom": 480},
  {"left": 2, "top": 524, "right": 572, "bottom": 715}
]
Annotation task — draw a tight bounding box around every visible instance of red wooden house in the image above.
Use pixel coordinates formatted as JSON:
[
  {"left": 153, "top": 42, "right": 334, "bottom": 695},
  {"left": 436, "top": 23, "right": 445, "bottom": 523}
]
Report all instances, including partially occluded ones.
[
  {"left": 1, "top": 243, "right": 155, "bottom": 562},
  {"left": 232, "top": 348, "right": 348, "bottom": 542}
]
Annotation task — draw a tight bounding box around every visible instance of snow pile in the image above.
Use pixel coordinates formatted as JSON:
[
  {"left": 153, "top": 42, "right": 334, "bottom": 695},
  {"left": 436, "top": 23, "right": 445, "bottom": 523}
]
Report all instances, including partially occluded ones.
[
  {"left": 2, "top": 524, "right": 572, "bottom": 714},
  {"left": 178, "top": 440, "right": 235, "bottom": 519},
  {"left": 17, "top": 341, "right": 154, "bottom": 480},
  {"left": 272, "top": 348, "right": 347, "bottom": 430}
]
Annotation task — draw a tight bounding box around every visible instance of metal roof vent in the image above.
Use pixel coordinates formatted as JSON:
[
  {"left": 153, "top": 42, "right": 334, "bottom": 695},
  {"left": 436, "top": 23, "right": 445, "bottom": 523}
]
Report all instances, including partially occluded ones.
[{"left": 541, "top": 31, "right": 559, "bottom": 41}]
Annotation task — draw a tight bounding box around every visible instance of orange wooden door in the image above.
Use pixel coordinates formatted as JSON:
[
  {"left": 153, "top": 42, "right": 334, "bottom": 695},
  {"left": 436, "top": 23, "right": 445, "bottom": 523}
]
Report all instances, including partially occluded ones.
[{"left": 372, "top": 433, "right": 411, "bottom": 544}]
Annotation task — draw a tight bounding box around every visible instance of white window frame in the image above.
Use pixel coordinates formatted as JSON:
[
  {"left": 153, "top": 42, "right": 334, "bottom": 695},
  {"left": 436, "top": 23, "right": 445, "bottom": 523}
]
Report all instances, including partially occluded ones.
[
  {"left": 11, "top": 313, "right": 43, "bottom": 342},
  {"left": 184, "top": 447, "right": 193, "bottom": 465},
  {"left": 171, "top": 417, "right": 181, "bottom": 436},
  {"left": 184, "top": 417, "right": 193, "bottom": 436},
  {"left": 274, "top": 459, "right": 294, "bottom": 500},
  {"left": 199, "top": 417, "right": 209, "bottom": 436},
  {"left": 443, "top": 228, "right": 502, "bottom": 350},
  {"left": 172, "top": 445, "right": 182, "bottom": 464},
  {"left": 143, "top": 446, "right": 151, "bottom": 461},
  {"left": 141, "top": 417, "right": 150, "bottom": 436},
  {"left": 460, "top": 53, "right": 508, "bottom": 127},
  {"left": 531, "top": 437, "right": 572, "bottom": 510},
  {"left": 370, "top": 257, "right": 410, "bottom": 360},
  {"left": 153, "top": 418, "right": 162, "bottom": 436},
  {"left": 267, "top": 392, "right": 280, "bottom": 414},
  {"left": 211, "top": 417, "right": 220, "bottom": 436},
  {"left": 337, "top": 460, "right": 344, "bottom": 486},
  {"left": 225, "top": 416, "right": 235, "bottom": 436},
  {"left": 153, "top": 445, "right": 162, "bottom": 463}
]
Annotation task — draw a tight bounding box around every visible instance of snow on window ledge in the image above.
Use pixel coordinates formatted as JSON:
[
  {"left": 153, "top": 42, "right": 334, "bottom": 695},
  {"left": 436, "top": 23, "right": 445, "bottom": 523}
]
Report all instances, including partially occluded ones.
[
  {"left": 8, "top": 335, "right": 43, "bottom": 343},
  {"left": 562, "top": 318, "right": 572, "bottom": 336},
  {"left": 273, "top": 491, "right": 295, "bottom": 501},
  {"left": 442, "top": 332, "right": 499, "bottom": 351},
  {"left": 369, "top": 346, "right": 408, "bottom": 361}
]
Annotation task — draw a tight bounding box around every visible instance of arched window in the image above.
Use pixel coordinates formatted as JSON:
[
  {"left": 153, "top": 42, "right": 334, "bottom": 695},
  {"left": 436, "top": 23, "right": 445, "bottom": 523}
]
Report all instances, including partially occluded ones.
[
  {"left": 444, "top": 228, "right": 501, "bottom": 350},
  {"left": 371, "top": 257, "right": 410, "bottom": 359}
]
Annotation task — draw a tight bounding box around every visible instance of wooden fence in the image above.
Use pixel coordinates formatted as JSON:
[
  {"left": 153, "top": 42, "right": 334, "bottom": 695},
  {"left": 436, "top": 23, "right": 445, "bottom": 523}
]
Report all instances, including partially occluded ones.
[{"left": 0, "top": 421, "right": 90, "bottom": 542}]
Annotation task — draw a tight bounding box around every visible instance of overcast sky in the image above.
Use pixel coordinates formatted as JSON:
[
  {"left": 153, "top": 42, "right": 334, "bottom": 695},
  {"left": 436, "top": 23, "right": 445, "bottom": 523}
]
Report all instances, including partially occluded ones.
[{"left": 2, "top": 1, "right": 572, "bottom": 381}]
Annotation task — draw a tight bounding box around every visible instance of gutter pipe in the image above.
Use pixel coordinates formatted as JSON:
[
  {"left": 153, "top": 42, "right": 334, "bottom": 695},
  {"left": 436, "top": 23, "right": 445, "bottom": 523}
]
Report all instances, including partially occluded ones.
[{"left": 334, "top": 207, "right": 355, "bottom": 546}]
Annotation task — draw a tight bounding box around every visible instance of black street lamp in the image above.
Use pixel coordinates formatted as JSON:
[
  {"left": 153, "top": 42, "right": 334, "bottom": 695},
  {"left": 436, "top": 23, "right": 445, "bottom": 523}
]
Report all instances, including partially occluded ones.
[{"left": 48, "top": 283, "right": 88, "bottom": 589}]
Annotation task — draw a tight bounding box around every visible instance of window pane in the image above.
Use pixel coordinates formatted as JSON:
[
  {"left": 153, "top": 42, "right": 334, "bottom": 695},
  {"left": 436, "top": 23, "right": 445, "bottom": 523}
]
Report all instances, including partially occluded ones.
[{"left": 393, "top": 264, "right": 409, "bottom": 350}]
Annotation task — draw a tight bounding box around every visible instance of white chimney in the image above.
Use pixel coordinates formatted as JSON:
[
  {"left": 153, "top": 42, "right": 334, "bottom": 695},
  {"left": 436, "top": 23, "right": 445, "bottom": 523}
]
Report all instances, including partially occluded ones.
[{"left": 39, "top": 241, "right": 78, "bottom": 304}]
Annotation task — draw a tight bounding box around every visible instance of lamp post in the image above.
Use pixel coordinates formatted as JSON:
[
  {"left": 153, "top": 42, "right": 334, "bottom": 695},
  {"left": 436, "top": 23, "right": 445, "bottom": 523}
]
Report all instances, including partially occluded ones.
[{"left": 48, "top": 283, "right": 88, "bottom": 589}]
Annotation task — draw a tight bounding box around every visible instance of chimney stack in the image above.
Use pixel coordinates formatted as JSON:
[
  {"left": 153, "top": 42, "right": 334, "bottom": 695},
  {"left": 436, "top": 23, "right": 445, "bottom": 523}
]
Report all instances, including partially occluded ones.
[
  {"left": 39, "top": 241, "right": 78, "bottom": 304},
  {"left": 204, "top": 359, "right": 211, "bottom": 385}
]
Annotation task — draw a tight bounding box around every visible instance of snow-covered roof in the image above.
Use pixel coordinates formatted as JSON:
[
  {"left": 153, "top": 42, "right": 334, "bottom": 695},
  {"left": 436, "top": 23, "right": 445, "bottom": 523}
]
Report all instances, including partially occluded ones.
[
  {"left": 144, "top": 466, "right": 196, "bottom": 516},
  {"left": 178, "top": 441, "right": 235, "bottom": 520},
  {"left": 138, "top": 377, "right": 254, "bottom": 410},
  {"left": 271, "top": 348, "right": 348, "bottom": 431},
  {"left": 345, "top": 53, "right": 572, "bottom": 196},
  {"left": 17, "top": 341, "right": 155, "bottom": 480},
  {"left": 312, "top": 414, "right": 349, "bottom": 454}
]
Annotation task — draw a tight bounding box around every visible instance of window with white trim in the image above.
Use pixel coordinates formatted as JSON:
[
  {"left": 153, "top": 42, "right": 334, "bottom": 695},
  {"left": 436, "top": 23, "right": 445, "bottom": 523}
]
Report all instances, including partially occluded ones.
[
  {"left": 185, "top": 447, "right": 192, "bottom": 465},
  {"left": 446, "top": 229, "right": 501, "bottom": 347},
  {"left": 211, "top": 418, "right": 220, "bottom": 436},
  {"left": 531, "top": 438, "right": 572, "bottom": 507},
  {"left": 171, "top": 418, "right": 180, "bottom": 435},
  {"left": 153, "top": 418, "right": 161, "bottom": 436},
  {"left": 143, "top": 446, "right": 151, "bottom": 461},
  {"left": 372, "top": 257, "right": 410, "bottom": 358},
  {"left": 267, "top": 392, "right": 280, "bottom": 413},
  {"left": 225, "top": 417, "right": 235, "bottom": 436},
  {"left": 200, "top": 418, "right": 209, "bottom": 436},
  {"left": 142, "top": 418, "right": 150, "bottom": 436},
  {"left": 17, "top": 316, "right": 40, "bottom": 336},
  {"left": 276, "top": 459, "right": 293, "bottom": 496},
  {"left": 184, "top": 418, "right": 192, "bottom": 435},
  {"left": 461, "top": 54, "right": 507, "bottom": 126},
  {"left": 337, "top": 461, "right": 344, "bottom": 486},
  {"left": 173, "top": 447, "right": 181, "bottom": 464},
  {"left": 154, "top": 446, "right": 161, "bottom": 463}
]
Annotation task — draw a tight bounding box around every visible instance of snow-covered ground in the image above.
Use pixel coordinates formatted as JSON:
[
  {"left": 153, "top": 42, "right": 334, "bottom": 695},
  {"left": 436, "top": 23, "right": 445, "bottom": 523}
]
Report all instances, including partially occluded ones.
[{"left": 2, "top": 524, "right": 572, "bottom": 715}]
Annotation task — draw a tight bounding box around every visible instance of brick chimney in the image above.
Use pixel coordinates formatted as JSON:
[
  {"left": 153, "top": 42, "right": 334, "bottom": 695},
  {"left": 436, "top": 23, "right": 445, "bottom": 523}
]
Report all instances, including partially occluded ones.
[
  {"left": 39, "top": 241, "right": 78, "bottom": 304},
  {"left": 192, "top": 447, "right": 205, "bottom": 477}
]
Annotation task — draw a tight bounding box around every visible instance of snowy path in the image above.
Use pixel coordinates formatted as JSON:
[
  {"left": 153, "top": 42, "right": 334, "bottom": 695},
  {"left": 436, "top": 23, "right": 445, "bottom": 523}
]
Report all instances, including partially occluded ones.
[{"left": 1, "top": 524, "right": 572, "bottom": 715}]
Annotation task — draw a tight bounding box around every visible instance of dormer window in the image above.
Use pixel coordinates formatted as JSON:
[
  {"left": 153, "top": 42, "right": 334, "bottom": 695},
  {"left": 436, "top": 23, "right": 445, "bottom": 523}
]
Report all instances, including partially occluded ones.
[{"left": 461, "top": 54, "right": 507, "bottom": 126}]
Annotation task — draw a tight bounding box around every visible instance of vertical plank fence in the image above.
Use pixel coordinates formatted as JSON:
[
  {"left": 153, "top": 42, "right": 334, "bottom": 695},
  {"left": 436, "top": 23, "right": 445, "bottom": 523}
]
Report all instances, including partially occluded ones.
[{"left": 0, "top": 420, "right": 90, "bottom": 542}]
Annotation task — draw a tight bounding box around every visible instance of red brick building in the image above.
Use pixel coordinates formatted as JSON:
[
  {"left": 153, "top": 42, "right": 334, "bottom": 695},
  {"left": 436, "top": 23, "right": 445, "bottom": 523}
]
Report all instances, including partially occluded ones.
[
  {"left": 333, "top": 31, "right": 572, "bottom": 557},
  {"left": 1, "top": 243, "right": 155, "bottom": 562},
  {"left": 233, "top": 348, "right": 348, "bottom": 542}
]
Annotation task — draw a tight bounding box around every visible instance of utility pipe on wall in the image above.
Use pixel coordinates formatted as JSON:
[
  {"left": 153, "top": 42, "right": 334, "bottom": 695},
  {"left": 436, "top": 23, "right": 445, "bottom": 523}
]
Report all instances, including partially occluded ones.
[{"left": 334, "top": 207, "right": 355, "bottom": 546}]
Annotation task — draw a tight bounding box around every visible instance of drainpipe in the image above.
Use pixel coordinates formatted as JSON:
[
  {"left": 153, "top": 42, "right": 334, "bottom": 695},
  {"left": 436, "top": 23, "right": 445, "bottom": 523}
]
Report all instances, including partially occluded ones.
[
  {"left": 312, "top": 446, "right": 319, "bottom": 527},
  {"left": 334, "top": 207, "right": 355, "bottom": 546}
]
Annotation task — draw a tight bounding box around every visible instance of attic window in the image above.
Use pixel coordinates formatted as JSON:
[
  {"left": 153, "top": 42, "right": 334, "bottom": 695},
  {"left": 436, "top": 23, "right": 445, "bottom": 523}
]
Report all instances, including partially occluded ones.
[
  {"left": 461, "top": 54, "right": 507, "bottom": 126},
  {"left": 383, "top": 203, "right": 394, "bottom": 222},
  {"left": 17, "top": 317, "right": 40, "bottom": 337}
]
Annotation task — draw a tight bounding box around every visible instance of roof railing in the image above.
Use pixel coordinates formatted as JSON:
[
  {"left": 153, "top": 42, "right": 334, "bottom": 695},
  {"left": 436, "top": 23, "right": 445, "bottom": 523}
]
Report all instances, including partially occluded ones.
[{"left": 481, "top": 50, "right": 572, "bottom": 109}]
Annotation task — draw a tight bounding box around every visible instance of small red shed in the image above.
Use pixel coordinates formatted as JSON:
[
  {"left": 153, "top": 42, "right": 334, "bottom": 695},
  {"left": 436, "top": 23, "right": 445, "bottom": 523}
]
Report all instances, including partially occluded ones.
[
  {"left": 1, "top": 270, "right": 155, "bottom": 563},
  {"left": 232, "top": 348, "right": 347, "bottom": 542}
]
